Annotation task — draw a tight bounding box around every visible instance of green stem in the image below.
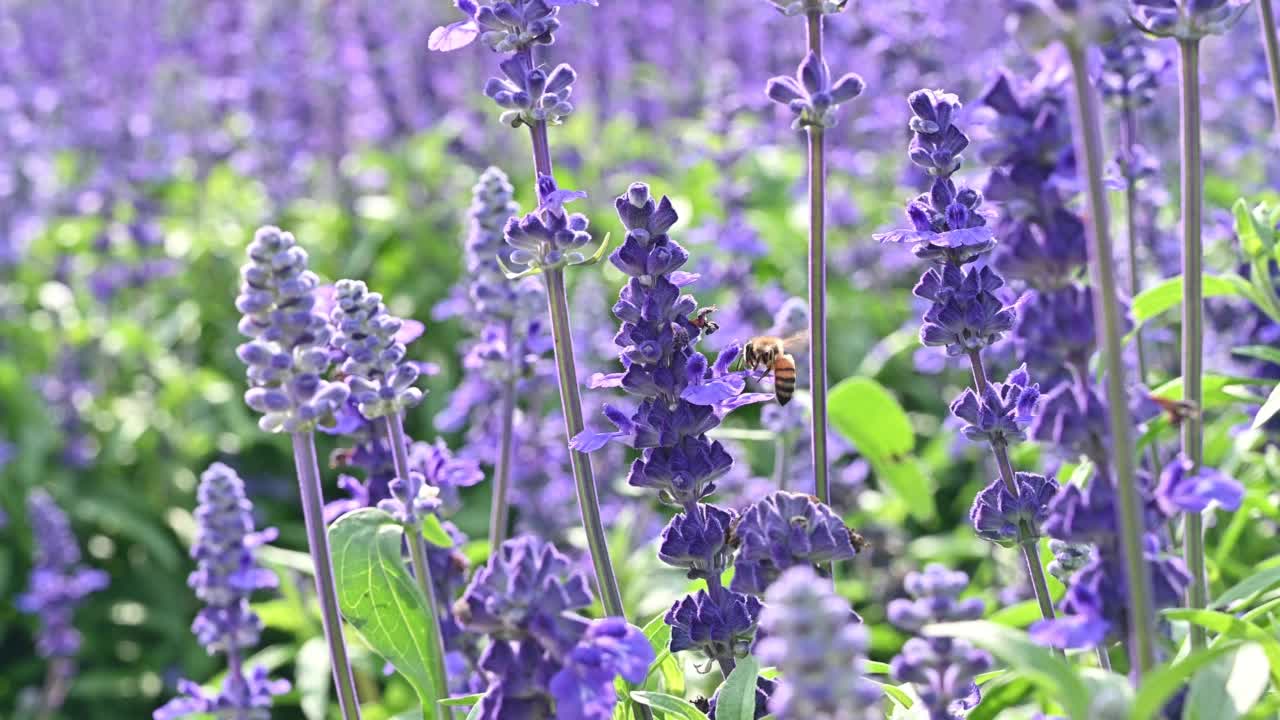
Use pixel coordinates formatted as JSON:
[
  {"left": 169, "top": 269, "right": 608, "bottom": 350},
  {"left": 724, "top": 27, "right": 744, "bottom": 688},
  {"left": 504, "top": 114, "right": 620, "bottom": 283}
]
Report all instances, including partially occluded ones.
[
  {"left": 967, "top": 351, "right": 1057, "bottom": 622},
  {"left": 384, "top": 414, "right": 450, "bottom": 718},
  {"left": 805, "top": 10, "right": 831, "bottom": 510},
  {"left": 1259, "top": 0, "right": 1280, "bottom": 133},
  {"left": 488, "top": 319, "right": 518, "bottom": 549},
  {"left": 1178, "top": 38, "right": 1209, "bottom": 650},
  {"left": 543, "top": 268, "right": 627, "bottom": 619},
  {"left": 290, "top": 431, "right": 363, "bottom": 719},
  {"left": 1064, "top": 40, "right": 1157, "bottom": 676}
]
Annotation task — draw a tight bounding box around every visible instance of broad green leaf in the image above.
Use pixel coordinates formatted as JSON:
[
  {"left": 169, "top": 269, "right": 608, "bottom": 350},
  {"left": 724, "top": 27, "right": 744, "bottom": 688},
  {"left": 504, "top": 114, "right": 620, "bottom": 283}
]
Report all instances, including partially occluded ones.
[
  {"left": 1252, "top": 384, "right": 1280, "bottom": 430},
  {"left": 641, "top": 614, "right": 684, "bottom": 695},
  {"left": 440, "top": 694, "right": 483, "bottom": 707},
  {"left": 924, "top": 621, "right": 1088, "bottom": 720},
  {"left": 1185, "top": 644, "right": 1270, "bottom": 720},
  {"left": 870, "top": 679, "right": 915, "bottom": 709},
  {"left": 629, "top": 691, "right": 710, "bottom": 720},
  {"left": 830, "top": 377, "right": 935, "bottom": 521},
  {"left": 1129, "top": 274, "right": 1248, "bottom": 324},
  {"left": 330, "top": 508, "right": 448, "bottom": 720},
  {"left": 1132, "top": 640, "right": 1246, "bottom": 720},
  {"left": 1164, "top": 608, "right": 1280, "bottom": 687},
  {"left": 421, "top": 514, "right": 454, "bottom": 548},
  {"left": 715, "top": 656, "right": 760, "bottom": 720}
]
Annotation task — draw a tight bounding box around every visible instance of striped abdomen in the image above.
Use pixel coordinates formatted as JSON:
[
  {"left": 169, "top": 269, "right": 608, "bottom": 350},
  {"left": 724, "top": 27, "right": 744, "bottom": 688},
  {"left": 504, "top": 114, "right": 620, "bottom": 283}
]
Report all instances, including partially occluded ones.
[{"left": 773, "top": 353, "right": 797, "bottom": 405}]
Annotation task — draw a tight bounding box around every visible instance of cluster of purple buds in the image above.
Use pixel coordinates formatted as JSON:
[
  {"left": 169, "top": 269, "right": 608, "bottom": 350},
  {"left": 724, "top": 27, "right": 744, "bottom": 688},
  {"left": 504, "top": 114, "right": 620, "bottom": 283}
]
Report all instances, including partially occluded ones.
[
  {"left": 1131, "top": 0, "right": 1250, "bottom": 39},
  {"left": 235, "top": 226, "right": 349, "bottom": 433},
  {"left": 757, "top": 566, "right": 881, "bottom": 720},
  {"left": 484, "top": 55, "right": 577, "bottom": 129},
  {"left": 19, "top": 490, "right": 108, "bottom": 660},
  {"left": 503, "top": 175, "right": 594, "bottom": 273},
  {"left": 155, "top": 464, "right": 289, "bottom": 720},
  {"left": 764, "top": 0, "right": 848, "bottom": 16},
  {"left": 950, "top": 364, "right": 1039, "bottom": 443},
  {"left": 1098, "top": 24, "right": 1167, "bottom": 110},
  {"left": 970, "top": 472, "right": 1059, "bottom": 548},
  {"left": 765, "top": 51, "right": 866, "bottom": 130},
  {"left": 453, "top": 536, "right": 652, "bottom": 720},
  {"left": 730, "top": 491, "right": 859, "bottom": 594},
  {"left": 888, "top": 565, "right": 992, "bottom": 720},
  {"left": 329, "top": 279, "right": 423, "bottom": 419},
  {"left": 430, "top": 0, "right": 577, "bottom": 54}
]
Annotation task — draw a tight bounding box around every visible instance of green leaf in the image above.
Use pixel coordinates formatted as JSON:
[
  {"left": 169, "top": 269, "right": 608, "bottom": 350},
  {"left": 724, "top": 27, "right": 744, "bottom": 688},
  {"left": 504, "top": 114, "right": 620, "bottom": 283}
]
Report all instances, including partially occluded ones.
[
  {"left": 330, "top": 508, "right": 448, "bottom": 719},
  {"left": 295, "top": 637, "right": 331, "bottom": 720},
  {"left": 714, "top": 656, "right": 760, "bottom": 720},
  {"left": 641, "top": 614, "right": 684, "bottom": 695},
  {"left": 1185, "top": 644, "right": 1270, "bottom": 720},
  {"left": 1213, "top": 565, "right": 1280, "bottom": 610},
  {"left": 830, "top": 376, "right": 935, "bottom": 522},
  {"left": 1164, "top": 608, "right": 1280, "bottom": 688},
  {"left": 1233, "top": 198, "right": 1269, "bottom": 259},
  {"left": 1131, "top": 640, "right": 1246, "bottom": 720},
  {"left": 1150, "top": 374, "right": 1272, "bottom": 411},
  {"left": 1232, "top": 345, "right": 1280, "bottom": 366},
  {"left": 923, "top": 621, "right": 1088, "bottom": 720},
  {"left": 1129, "top": 274, "right": 1248, "bottom": 324},
  {"left": 1252, "top": 384, "right": 1280, "bottom": 430},
  {"left": 870, "top": 679, "right": 915, "bottom": 709},
  {"left": 440, "top": 694, "right": 483, "bottom": 708},
  {"left": 628, "top": 691, "right": 710, "bottom": 720},
  {"left": 420, "top": 514, "right": 454, "bottom": 548}
]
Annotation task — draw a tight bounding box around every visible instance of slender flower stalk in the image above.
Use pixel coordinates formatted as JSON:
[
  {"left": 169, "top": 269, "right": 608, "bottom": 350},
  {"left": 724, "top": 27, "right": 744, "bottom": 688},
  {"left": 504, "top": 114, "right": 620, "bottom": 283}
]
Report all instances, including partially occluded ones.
[
  {"left": 385, "top": 414, "right": 450, "bottom": 720},
  {"left": 236, "top": 226, "right": 361, "bottom": 717},
  {"left": 1177, "top": 36, "right": 1209, "bottom": 650},
  {"left": 1063, "top": 38, "right": 1156, "bottom": 675},
  {"left": 805, "top": 9, "right": 832, "bottom": 511},
  {"left": 432, "top": 0, "right": 631, "bottom": 623},
  {"left": 1258, "top": 0, "right": 1280, "bottom": 132},
  {"left": 291, "top": 432, "right": 365, "bottom": 717},
  {"left": 489, "top": 343, "right": 518, "bottom": 549},
  {"left": 764, "top": 1, "right": 864, "bottom": 508}
]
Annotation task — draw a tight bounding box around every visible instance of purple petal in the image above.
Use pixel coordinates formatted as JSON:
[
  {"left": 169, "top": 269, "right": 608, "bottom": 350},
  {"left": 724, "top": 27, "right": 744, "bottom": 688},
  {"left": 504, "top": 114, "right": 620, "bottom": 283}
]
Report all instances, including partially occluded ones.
[
  {"left": 570, "top": 428, "right": 626, "bottom": 453},
  {"left": 681, "top": 376, "right": 745, "bottom": 406},
  {"left": 589, "top": 372, "right": 625, "bottom": 389},
  {"left": 1029, "top": 615, "right": 1108, "bottom": 649},
  {"left": 428, "top": 20, "right": 479, "bottom": 52},
  {"left": 669, "top": 271, "right": 700, "bottom": 287}
]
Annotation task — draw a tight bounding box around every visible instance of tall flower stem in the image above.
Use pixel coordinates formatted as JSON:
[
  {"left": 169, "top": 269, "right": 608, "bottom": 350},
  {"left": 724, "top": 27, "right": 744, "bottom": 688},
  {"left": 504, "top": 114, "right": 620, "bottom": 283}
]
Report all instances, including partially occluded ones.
[
  {"left": 804, "top": 10, "right": 832, "bottom": 510},
  {"left": 488, "top": 319, "right": 518, "bottom": 549},
  {"left": 772, "top": 434, "right": 790, "bottom": 491},
  {"left": 543, "top": 267, "right": 627, "bottom": 619},
  {"left": 290, "top": 431, "right": 363, "bottom": 719},
  {"left": 384, "top": 414, "right": 450, "bottom": 719},
  {"left": 1064, "top": 41, "right": 1157, "bottom": 676},
  {"left": 1177, "top": 37, "right": 1209, "bottom": 650},
  {"left": 1120, "top": 106, "right": 1163, "bottom": 478},
  {"left": 1259, "top": 0, "right": 1280, "bottom": 132},
  {"left": 966, "top": 351, "right": 1056, "bottom": 622}
]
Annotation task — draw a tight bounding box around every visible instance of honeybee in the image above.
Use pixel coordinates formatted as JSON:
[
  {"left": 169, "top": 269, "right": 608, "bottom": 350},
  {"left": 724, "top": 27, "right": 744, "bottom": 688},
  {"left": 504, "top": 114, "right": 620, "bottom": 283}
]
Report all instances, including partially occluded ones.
[
  {"left": 689, "top": 306, "right": 720, "bottom": 335},
  {"left": 742, "top": 334, "right": 806, "bottom": 406},
  {"left": 1150, "top": 395, "right": 1199, "bottom": 427}
]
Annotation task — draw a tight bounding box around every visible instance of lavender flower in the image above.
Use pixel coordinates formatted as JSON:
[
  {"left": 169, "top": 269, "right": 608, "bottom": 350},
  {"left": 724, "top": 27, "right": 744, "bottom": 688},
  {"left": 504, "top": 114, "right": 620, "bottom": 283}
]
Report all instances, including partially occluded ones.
[
  {"left": 235, "top": 226, "right": 349, "bottom": 433},
  {"left": 1131, "top": 0, "right": 1250, "bottom": 39},
  {"left": 970, "top": 472, "right": 1059, "bottom": 547},
  {"left": 765, "top": 51, "right": 865, "bottom": 129},
  {"left": 430, "top": 0, "right": 577, "bottom": 54},
  {"left": 764, "top": 0, "right": 848, "bottom": 16},
  {"left": 950, "top": 364, "right": 1040, "bottom": 442},
  {"left": 19, "top": 490, "right": 108, "bottom": 660},
  {"left": 155, "top": 463, "right": 290, "bottom": 720},
  {"left": 888, "top": 565, "right": 991, "bottom": 720},
  {"left": 484, "top": 55, "right": 577, "bottom": 128},
  {"left": 330, "top": 279, "right": 424, "bottom": 419},
  {"left": 1155, "top": 454, "right": 1244, "bottom": 515},
  {"left": 454, "top": 536, "right": 653, "bottom": 720},
  {"left": 503, "top": 175, "right": 595, "bottom": 272},
  {"left": 757, "top": 567, "right": 881, "bottom": 720},
  {"left": 665, "top": 589, "right": 763, "bottom": 659},
  {"left": 730, "top": 491, "right": 859, "bottom": 595}
]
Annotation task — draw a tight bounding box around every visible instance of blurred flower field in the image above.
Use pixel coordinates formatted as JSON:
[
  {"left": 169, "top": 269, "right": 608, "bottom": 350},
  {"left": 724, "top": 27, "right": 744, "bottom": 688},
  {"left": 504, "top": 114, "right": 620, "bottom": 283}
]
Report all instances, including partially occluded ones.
[{"left": 4, "top": 1, "right": 1280, "bottom": 719}]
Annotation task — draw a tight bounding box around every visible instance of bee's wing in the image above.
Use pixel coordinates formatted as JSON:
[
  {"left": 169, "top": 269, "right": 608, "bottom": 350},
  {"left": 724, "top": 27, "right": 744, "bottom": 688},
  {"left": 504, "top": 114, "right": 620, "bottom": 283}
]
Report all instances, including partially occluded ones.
[{"left": 781, "top": 331, "right": 810, "bottom": 352}]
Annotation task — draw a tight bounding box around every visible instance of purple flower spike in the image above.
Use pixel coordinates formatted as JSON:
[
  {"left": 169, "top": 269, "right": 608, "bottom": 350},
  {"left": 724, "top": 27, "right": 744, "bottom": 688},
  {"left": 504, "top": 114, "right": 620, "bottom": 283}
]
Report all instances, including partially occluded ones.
[
  {"left": 330, "top": 279, "right": 424, "bottom": 420},
  {"left": 20, "top": 490, "right": 108, "bottom": 660},
  {"left": 888, "top": 565, "right": 991, "bottom": 720},
  {"left": 730, "top": 491, "right": 859, "bottom": 594},
  {"left": 155, "top": 464, "right": 290, "bottom": 720},
  {"left": 951, "top": 364, "right": 1041, "bottom": 442},
  {"left": 874, "top": 179, "right": 996, "bottom": 265},
  {"left": 907, "top": 88, "right": 968, "bottom": 177},
  {"left": 454, "top": 536, "right": 593, "bottom": 640},
  {"left": 484, "top": 54, "right": 577, "bottom": 128},
  {"left": 664, "top": 589, "right": 762, "bottom": 658},
  {"left": 914, "top": 263, "right": 1015, "bottom": 356},
  {"left": 970, "top": 472, "right": 1059, "bottom": 547},
  {"left": 1156, "top": 455, "right": 1244, "bottom": 515},
  {"left": 658, "top": 504, "right": 735, "bottom": 580},
  {"left": 503, "top": 176, "right": 594, "bottom": 272},
  {"left": 549, "top": 617, "right": 654, "bottom": 720},
  {"left": 757, "top": 567, "right": 880, "bottom": 720}
]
